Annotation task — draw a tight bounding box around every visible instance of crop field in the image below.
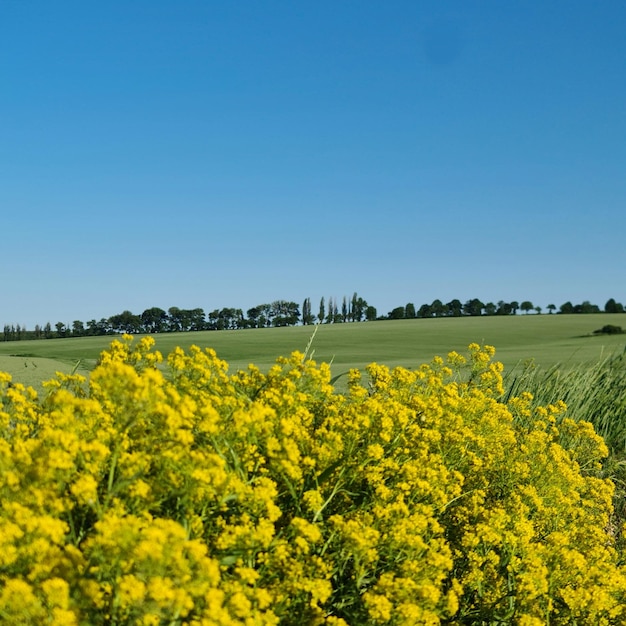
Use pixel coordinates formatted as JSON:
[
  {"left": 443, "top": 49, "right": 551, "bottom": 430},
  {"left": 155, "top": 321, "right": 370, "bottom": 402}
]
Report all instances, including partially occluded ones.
[{"left": 1, "top": 314, "right": 626, "bottom": 389}]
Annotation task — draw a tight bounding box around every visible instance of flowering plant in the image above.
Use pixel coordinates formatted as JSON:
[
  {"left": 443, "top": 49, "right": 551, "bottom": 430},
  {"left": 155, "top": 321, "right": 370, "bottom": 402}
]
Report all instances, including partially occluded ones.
[{"left": 0, "top": 337, "right": 623, "bottom": 624}]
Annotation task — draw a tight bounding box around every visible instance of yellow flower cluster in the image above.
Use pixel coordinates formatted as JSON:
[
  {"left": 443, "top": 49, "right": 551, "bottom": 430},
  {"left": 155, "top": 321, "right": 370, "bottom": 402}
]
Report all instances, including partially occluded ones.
[{"left": 0, "top": 336, "right": 624, "bottom": 624}]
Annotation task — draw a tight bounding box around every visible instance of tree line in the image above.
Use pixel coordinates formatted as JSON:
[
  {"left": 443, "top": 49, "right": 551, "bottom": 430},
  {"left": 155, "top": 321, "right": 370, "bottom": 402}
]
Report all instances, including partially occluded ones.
[
  {"left": 2, "top": 295, "right": 624, "bottom": 342},
  {"left": 1, "top": 293, "right": 377, "bottom": 341},
  {"left": 385, "top": 297, "right": 625, "bottom": 320}
]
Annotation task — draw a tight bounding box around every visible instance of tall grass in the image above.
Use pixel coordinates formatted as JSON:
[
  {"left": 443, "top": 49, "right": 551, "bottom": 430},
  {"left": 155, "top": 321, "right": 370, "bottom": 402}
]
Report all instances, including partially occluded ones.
[
  {"left": 503, "top": 349, "right": 626, "bottom": 545},
  {"left": 503, "top": 348, "right": 626, "bottom": 455}
]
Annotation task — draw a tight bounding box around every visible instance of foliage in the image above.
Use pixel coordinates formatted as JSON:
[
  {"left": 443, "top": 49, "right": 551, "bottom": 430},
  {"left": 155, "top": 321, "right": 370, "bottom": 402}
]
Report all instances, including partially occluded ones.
[
  {"left": 605, "top": 299, "right": 625, "bottom": 314},
  {"left": 503, "top": 350, "right": 626, "bottom": 455},
  {"left": 462, "top": 298, "right": 484, "bottom": 317},
  {"left": 4, "top": 294, "right": 623, "bottom": 344},
  {"left": 302, "top": 298, "right": 315, "bottom": 326},
  {"left": 387, "top": 307, "right": 405, "bottom": 320},
  {"left": 1, "top": 338, "right": 625, "bottom": 624},
  {"left": 594, "top": 325, "right": 624, "bottom": 336},
  {"left": 503, "top": 350, "right": 626, "bottom": 556}
]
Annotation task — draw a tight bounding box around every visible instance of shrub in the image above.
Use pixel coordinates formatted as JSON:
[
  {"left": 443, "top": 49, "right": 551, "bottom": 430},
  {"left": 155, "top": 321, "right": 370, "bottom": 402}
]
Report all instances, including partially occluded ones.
[
  {"left": 593, "top": 325, "right": 624, "bottom": 335},
  {"left": 0, "top": 337, "right": 625, "bottom": 624}
]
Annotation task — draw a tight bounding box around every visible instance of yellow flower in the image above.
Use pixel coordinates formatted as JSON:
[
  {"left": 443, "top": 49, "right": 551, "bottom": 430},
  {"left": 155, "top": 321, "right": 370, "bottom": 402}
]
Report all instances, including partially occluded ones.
[
  {"left": 363, "top": 591, "right": 393, "bottom": 621},
  {"left": 0, "top": 340, "right": 624, "bottom": 624},
  {"left": 70, "top": 474, "right": 99, "bottom": 505}
]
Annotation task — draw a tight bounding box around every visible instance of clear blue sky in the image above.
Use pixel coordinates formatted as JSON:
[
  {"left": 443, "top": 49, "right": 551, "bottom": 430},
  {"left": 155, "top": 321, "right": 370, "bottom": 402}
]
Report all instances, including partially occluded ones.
[{"left": 2, "top": 1, "right": 625, "bottom": 328}]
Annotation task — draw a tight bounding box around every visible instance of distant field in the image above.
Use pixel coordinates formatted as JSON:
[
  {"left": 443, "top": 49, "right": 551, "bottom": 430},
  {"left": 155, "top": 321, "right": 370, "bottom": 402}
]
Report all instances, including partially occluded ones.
[
  {"left": 0, "top": 356, "right": 91, "bottom": 392},
  {"left": 1, "top": 314, "right": 626, "bottom": 390}
]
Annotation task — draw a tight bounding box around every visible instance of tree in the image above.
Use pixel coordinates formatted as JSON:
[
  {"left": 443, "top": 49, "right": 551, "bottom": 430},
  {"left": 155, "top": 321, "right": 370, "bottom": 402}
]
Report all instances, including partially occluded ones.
[
  {"left": 484, "top": 302, "right": 497, "bottom": 316},
  {"left": 365, "top": 305, "right": 377, "bottom": 321},
  {"left": 605, "top": 298, "right": 624, "bottom": 314},
  {"left": 168, "top": 307, "right": 183, "bottom": 332},
  {"left": 258, "top": 304, "right": 272, "bottom": 328},
  {"left": 72, "top": 320, "right": 85, "bottom": 337},
  {"left": 520, "top": 301, "right": 534, "bottom": 314},
  {"left": 446, "top": 299, "right": 463, "bottom": 317},
  {"left": 417, "top": 303, "right": 432, "bottom": 318},
  {"left": 331, "top": 299, "right": 341, "bottom": 324},
  {"left": 496, "top": 301, "right": 512, "bottom": 315},
  {"left": 388, "top": 306, "right": 405, "bottom": 320},
  {"left": 234, "top": 309, "right": 246, "bottom": 329},
  {"left": 510, "top": 301, "right": 519, "bottom": 315},
  {"left": 174, "top": 308, "right": 199, "bottom": 332},
  {"left": 302, "top": 298, "right": 314, "bottom": 325},
  {"left": 141, "top": 307, "right": 168, "bottom": 333},
  {"left": 463, "top": 299, "right": 484, "bottom": 317},
  {"left": 535, "top": 306, "right": 542, "bottom": 315},
  {"left": 246, "top": 306, "right": 264, "bottom": 329},
  {"left": 318, "top": 297, "right": 325, "bottom": 324},
  {"left": 350, "top": 293, "right": 358, "bottom": 322},
  {"left": 325, "top": 297, "right": 334, "bottom": 323},
  {"left": 270, "top": 301, "right": 300, "bottom": 327},
  {"left": 547, "top": 304, "right": 556, "bottom": 314},
  {"left": 93, "top": 318, "right": 111, "bottom": 335},
  {"left": 207, "top": 309, "right": 221, "bottom": 330},
  {"left": 222, "top": 308, "right": 244, "bottom": 329},
  {"left": 207, "top": 308, "right": 240, "bottom": 330},
  {"left": 351, "top": 294, "right": 368, "bottom": 322},
  {"left": 188, "top": 308, "right": 207, "bottom": 331},
  {"left": 560, "top": 301, "right": 574, "bottom": 314},
  {"left": 575, "top": 301, "right": 599, "bottom": 314},
  {"left": 431, "top": 299, "right": 445, "bottom": 318},
  {"left": 108, "top": 311, "right": 141, "bottom": 334},
  {"left": 405, "top": 303, "right": 416, "bottom": 319},
  {"left": 341, "top": 296, "right": 348, "bottom": 323},
  {"left": 55, "top": 322, "right": 68, "bottom": 338}
]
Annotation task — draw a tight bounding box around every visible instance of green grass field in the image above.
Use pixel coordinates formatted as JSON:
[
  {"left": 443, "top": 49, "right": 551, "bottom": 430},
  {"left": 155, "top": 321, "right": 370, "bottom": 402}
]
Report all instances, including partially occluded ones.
[{"left": 1, "top": 313, "right": 626, "bottom": 389}]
